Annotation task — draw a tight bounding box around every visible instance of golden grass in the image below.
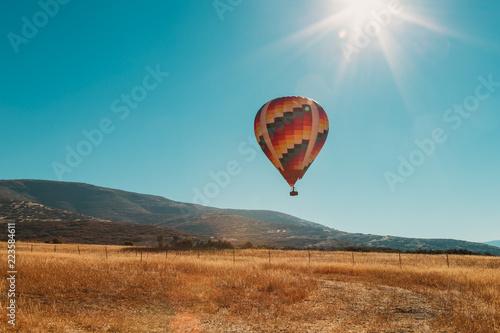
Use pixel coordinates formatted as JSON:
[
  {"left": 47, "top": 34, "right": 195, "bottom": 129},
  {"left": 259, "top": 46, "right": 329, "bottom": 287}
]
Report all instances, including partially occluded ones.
[{"left": 1, "top": 243, "right": 499, "bottom": 332}]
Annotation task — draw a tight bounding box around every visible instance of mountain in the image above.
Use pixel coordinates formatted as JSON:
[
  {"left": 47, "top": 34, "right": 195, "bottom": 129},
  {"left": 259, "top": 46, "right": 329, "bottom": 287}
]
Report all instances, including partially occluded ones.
[
  {"left": 1, "top": 179, "right": 499, "bottom": 255},
  {"left": 484, "top": 240, "right": 500, "bottom": 248},
  {"left": 0, "top": 179, "right": 207, "bottom": 222},
  {"left": 0, "top": 197, "right": 195, "bottom": 245},
  {"left": 0, "top": 180, "right": 314, "bottom": 226}
]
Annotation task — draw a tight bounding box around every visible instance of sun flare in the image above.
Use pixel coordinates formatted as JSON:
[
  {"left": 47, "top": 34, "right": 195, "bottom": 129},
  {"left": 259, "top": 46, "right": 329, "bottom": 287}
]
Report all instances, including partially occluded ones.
[
  {"left": 347, "top": 0, "right": 382, "bottom": 14},
  {"left": 342, "top": 0, "right": 386, "bottom": 24},
  {"left": 248, "top": 0, "right": 478, "bottom": 109}
]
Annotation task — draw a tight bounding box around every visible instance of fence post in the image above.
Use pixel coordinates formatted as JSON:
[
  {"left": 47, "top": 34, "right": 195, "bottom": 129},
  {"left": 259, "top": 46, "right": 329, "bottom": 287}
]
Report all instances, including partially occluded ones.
[
  {"left": 233, "top": 248, "right": 235, "bottom": 264},
  {"left": 351, "top": 252, "right": 355, "bottom": 265},
  {"left": 78, "top": 246, "right": 80, "bottom": 255},
  {"left": 105, "top": 247, "right": 108, "bottom": 259},
  {"left": 141, "top": 251, "right": 143, "bottom": 262},
  {"left": 399, "top": 252, "right": 402, "bottom": 269},
  {"left": 446, "top": 253, "right": 450, "bottom": 268},
  {"left": 308, "top": 250, "right": 311, "bottom": 263},
  {"left": 268, "top": 250, "right": 271, "bottom": 264}
]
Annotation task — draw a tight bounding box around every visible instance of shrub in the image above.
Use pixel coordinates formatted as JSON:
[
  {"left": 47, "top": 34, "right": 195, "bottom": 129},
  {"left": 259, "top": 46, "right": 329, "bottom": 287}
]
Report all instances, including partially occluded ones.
[
  {"left": 157, "top": 234, "right": 165, "bottom": 248},
  {"left": 51, "top": 238, "right": 63, "bottom": 244},
  {"left": 177, "top": 238, "right": 194, "bottom": 248},
  {"left": 241, "top": 241, "right": 254, "bottom": 249}
]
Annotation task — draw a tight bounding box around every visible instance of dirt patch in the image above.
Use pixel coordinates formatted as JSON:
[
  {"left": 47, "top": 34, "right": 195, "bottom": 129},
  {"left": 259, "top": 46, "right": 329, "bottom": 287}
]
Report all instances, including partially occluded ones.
[{"left": 199, "top": 278, "right": 436, "bottom": 332}]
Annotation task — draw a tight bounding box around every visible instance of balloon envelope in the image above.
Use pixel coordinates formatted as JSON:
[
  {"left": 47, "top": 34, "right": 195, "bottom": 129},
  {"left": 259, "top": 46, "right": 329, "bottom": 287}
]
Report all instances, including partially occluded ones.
[{"left": 254, "top": 96, "right": 329, "bottom": 187}]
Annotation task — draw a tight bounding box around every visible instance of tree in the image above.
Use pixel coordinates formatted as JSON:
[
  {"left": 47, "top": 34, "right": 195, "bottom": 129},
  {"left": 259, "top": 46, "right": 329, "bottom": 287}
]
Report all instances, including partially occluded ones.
[
  {"left": 241, "top": 241, "right": 253, "bottom": 249},
  {"left": 157, "top": 234, "right": 165, "bottom": 248},
  {"left": 51, "top": 237, "right": 62, "bottom": 244},
  {"left": 172, "top": 235, "right": 179, "bottom": 246},
  {"left": 216, "top": 240, "right": 234, "bottom": 249},
  {"left": 177, "top": 238, "right": 193, "bottom": 248}
]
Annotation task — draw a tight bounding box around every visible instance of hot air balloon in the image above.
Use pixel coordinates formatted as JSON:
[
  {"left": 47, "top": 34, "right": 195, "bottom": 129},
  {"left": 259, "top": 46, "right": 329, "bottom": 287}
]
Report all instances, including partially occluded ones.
[{"left": 254, "top": 96, "right": 329, "bottom": 196}]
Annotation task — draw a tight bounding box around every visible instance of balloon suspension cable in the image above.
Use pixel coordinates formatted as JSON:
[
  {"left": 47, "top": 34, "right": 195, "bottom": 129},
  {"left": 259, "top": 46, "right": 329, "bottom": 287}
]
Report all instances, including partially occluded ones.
[{"left": 290, "top": 187, "right": 298, "bottom": 196}]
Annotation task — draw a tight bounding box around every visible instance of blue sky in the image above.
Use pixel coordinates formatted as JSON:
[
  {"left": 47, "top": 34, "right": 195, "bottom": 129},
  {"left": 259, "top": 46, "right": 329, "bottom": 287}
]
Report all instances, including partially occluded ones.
[{"left": 1, "top": 0, "right": 499, "bottom": 242}]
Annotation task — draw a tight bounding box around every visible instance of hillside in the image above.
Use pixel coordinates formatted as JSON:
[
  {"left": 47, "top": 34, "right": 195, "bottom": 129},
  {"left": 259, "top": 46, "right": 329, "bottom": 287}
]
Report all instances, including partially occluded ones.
[
  {"left": 329, "top": 231, "right": 500, "bottom": 255},
  {"left": 0, "top": 197, "right": 196, "bottom": 245},
  {"left": 0, "top": 180, "right": 310, "bottom": 226},
  {"left": 484, "top": 240, "right": 500, "bottom": 248},
  {"left": 220, "top": 209, "right": 328, "bottom": 229},
  {"left": 7, "top": 220, "right": 197, "bottom": 246},
  {"left": 1, "top": 179, "right": 499, "bottom": 255},
  {"left": 0, "top": 179, "right": 206, "bottom": 222},
  {"left": 0, "top": 197, "right": 108, "bottom": 222},
  {"left": 155, "top": 213, "right": 352, "bottom": 248}
]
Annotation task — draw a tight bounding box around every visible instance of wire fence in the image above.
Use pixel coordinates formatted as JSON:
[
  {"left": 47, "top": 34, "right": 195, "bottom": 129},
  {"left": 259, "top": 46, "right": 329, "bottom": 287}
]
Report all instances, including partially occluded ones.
[{"left": 5, "top": 242, "right": 500, "bottom": 270}]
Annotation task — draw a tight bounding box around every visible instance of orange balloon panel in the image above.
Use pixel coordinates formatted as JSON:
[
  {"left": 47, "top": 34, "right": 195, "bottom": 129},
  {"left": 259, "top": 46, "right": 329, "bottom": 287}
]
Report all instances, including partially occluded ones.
[{"left": 254, "top": 96, "right": 329, "bottom": 187}]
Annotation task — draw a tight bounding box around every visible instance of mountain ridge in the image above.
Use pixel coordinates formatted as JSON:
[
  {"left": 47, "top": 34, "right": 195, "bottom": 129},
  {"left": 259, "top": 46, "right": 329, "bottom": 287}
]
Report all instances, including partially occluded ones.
[
  {"left": 0, "top": 179, "right": 320, "bottom": 227},
  {"left": 1, "top": 179, "right": 499, "bottom": 255}
]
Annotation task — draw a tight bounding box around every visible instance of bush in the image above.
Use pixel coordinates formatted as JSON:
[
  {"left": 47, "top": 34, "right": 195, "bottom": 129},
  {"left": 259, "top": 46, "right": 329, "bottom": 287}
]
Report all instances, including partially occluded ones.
[
  {"left": 157, "top": 234, "right": 165, "bottom": 248},
  {"left": 241, "top": 241, "right": 254, "bottom": 249},
  {"left": 124, "top": 241, "right": 134, "bottom": 246},
  {"left": 51, "top": 238, "right": 63, "bottom": 244},
  {"left": 177, "top": 238, "right": 193, "bottom": 248}
]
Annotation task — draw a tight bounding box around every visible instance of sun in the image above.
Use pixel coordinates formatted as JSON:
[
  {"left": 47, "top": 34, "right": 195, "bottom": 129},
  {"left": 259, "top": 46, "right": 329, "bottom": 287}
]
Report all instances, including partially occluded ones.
[
  {"left": 347, "top": 0, "right": 382, "bottom": 14},
  {"left": 248, "top": 0, "right": 468, "bottom": 106},
  {"left": 342, "top": 0, "right": 387, "bottom": 27}
]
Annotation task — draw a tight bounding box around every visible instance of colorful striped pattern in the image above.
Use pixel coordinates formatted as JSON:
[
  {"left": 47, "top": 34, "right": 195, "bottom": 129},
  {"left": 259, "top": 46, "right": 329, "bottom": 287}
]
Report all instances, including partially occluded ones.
[{"left": 254, "top": 96, "right": 329, "bottom": 187}]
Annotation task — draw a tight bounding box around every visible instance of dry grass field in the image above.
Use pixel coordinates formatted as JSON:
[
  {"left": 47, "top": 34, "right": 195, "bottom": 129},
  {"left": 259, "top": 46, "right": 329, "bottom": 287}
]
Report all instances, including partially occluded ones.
[{"left": 1, "top": 242, "right": 499, "bottom": 332}]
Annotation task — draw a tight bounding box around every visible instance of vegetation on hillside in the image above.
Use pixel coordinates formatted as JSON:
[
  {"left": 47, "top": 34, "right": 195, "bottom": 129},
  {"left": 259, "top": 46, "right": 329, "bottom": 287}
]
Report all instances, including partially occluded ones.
[
  {"left": 0, "top": 197, "right": 106, "bottom": 222},
  {"left": 1, "top": 220, "right": 196, "bottom": 246}
]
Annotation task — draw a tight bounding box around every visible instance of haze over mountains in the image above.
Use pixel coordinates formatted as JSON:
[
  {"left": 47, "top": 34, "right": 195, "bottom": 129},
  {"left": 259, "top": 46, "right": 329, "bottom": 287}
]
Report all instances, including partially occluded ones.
[
  {"left": 1, "top": 179, "right": 499, "bottom": 255},
  {"left": 484, "top": 240, "right": 500, "bottom": 248}
]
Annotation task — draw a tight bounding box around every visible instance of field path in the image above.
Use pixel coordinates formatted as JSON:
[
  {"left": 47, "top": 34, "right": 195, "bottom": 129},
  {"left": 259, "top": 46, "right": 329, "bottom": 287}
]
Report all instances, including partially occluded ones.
[
  {"left": 295, "top": 278, "right": 436, "bottom": 332},
  {"left": 199, "top": 278, "right": 436, "bottom": 332}
]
